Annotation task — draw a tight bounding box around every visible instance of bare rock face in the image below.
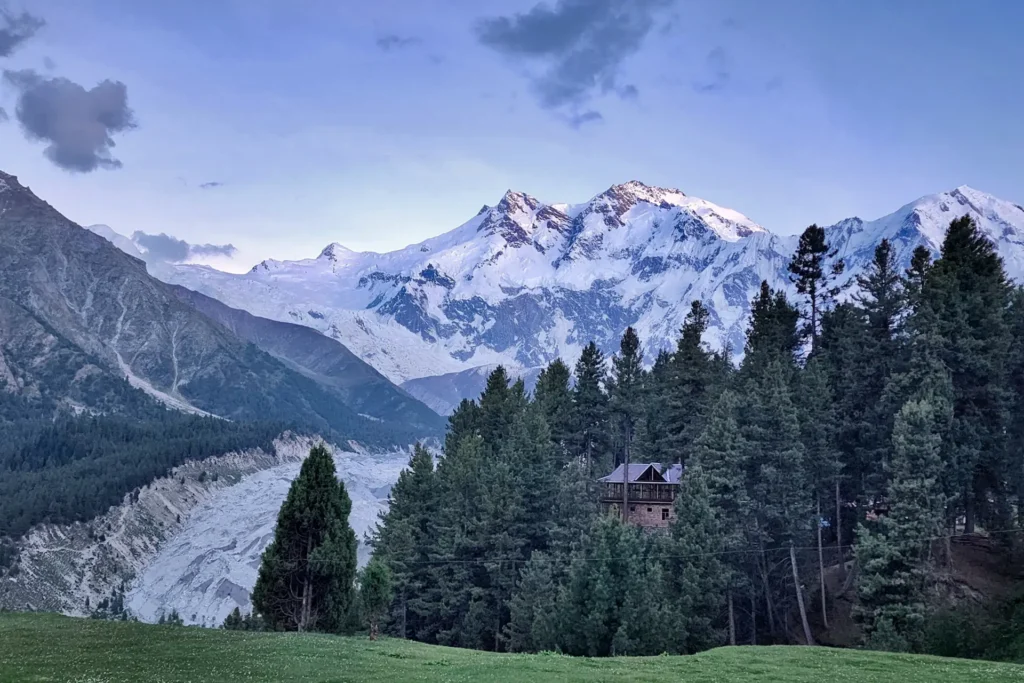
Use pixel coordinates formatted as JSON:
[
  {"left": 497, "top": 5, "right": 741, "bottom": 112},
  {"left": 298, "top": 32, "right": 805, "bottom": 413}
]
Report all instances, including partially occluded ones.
[{"left": 0, "top": 170, "right": 441, "bottom": 442}]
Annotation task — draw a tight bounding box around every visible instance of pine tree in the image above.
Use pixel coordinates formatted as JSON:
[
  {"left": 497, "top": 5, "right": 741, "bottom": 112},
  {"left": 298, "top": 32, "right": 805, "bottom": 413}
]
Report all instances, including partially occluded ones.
[
  {"left": 370, "top": 444, "right": 437, "bottom": 639},
  {"left": 445, "top": 398, "right": 481, "bottom": 459},
  {"left": 478, "top": 366, "right": 524, "bottom": 449},
  {"left": 360, "top": 558, "right": 393, "bottom": 640},
  {"left": 855, "top": 396, "right": 948, "bottom": 651},
  {"left": 662, "top": 300, "right": 718, "bottom": 465},
  {"left": 788, "top": 224, "right": 845, "bottom": 348},
  {"left": 917, "top": 216, "right": 1013, "bottom": 531},
  {"left": 607, "top": 327, "right": 645, "bottom": 473},
  {"left": 532, "top": 358, "right": 574, "bottom": 458},
  {"left": 251, "top": 443, "right": 358, "bottom": 633},
  {"left": 664, "top": 465, "right": 727, "bottom": 652},
  {"left": 797, "top": 356, "right": 843, "bottom": 627},
  {"left": 571, "top": 341, "right": 610, "bottom": 476},
  {"left": 743, "top": 281, "right": 800, "bottom": 373},
  {"left": 505, "top": 552, "right": 559, "bottom": 653}
]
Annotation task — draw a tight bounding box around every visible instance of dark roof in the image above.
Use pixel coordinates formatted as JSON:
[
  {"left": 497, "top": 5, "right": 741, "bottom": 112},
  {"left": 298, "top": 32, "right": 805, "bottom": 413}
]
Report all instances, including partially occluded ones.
[{"left": 598, "top": 462, "right": 684, "bottom": 484}]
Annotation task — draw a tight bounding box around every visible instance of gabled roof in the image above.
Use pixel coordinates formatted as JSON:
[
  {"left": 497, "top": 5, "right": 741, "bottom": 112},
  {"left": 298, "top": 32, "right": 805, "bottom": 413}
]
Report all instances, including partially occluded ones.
[{"left": 598, "top": 462, "right": 684, "bottom": 484}]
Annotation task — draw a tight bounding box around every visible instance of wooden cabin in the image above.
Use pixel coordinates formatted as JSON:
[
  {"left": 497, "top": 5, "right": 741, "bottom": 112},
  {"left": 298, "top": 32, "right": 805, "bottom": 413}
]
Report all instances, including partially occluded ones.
[{"left": 598, "top": 463, "right": 683, "bottom": 529}]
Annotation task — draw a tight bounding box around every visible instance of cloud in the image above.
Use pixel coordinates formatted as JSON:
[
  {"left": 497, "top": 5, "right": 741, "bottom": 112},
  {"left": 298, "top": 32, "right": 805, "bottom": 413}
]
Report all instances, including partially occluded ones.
[
  {"left": 3, "top": 69, "right": 137, "bottom": 172},
  {"left": 692, "top": 46, "right": 730, "bottom": 94},
  {"left": 476, "top": 0, "right": 675, "bottom": 123},
  {"left": 568, "top": 109, "right": 603, "bottom": 128},
  {"left": 0, "top": 8, "right": 44, "bottom": 58},
  {"left": 199, "top": 181, "right": 224, "bottom": 189},
  {"left": 131, "top": 231, "right": 236, "bottom": 263},
  {"left": 376, "top": 34, "right": 421, "bottom": 51}
]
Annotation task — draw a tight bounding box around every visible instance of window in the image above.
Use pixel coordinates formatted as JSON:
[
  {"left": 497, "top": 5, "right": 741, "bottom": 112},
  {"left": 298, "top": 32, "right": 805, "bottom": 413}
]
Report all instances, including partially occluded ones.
[
  {"left": 629, "top": 505, "right": 636, "bottom": 512},
  {"left": 647, "top": 507, "right": 653, "bottom": 513},
  {"left": 662, "top": 508, "right": 670, "bottom": 521}
]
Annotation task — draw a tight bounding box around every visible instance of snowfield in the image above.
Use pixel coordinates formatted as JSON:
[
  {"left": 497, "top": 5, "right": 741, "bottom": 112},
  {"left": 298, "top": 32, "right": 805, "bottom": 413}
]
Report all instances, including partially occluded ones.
[{"left": 94, "top": 183, "right": 1024, "bottom": 406}]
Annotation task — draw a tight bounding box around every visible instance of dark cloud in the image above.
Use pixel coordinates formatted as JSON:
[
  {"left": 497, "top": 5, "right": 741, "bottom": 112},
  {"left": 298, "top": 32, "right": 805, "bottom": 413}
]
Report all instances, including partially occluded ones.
[
  {"left": 692, "top": 46, "right": 730, "bottom": 94},
  {"left": 199, "top": 181, "right": 224, "bottom": 189},
  {"left": 0, "top": 8, "right": 44, "bottom": 58},
  {"left": 376, "top": 34, "right": 420, "bottom": 51},
  {"left": 476, "top": 0, "right": 675, "bottom": 124},
  {"left": 3, "top": 69, "right": 137, "bottom": 172},
  {"left": 42, "top": 55, "right": 55, "bottom": 70},
  {"left": 568, "top": 109, "right": 603, "bottom": 128},
  {"left": 132, "top": 231, "right": 237, "bottom": 263}
]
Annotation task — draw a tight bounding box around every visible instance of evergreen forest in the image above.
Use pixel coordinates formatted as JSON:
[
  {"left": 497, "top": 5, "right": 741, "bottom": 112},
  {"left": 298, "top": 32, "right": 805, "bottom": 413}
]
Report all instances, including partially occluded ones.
[{"left": 370, "top": 216, "right": 1024, "bottom": 657}]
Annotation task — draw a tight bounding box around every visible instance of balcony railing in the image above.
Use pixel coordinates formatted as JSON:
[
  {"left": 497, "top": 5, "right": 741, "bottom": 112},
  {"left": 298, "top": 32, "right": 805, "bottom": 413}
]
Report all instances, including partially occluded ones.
[{"left": 600, "top": 482, "right": 677, "bottom": 503}]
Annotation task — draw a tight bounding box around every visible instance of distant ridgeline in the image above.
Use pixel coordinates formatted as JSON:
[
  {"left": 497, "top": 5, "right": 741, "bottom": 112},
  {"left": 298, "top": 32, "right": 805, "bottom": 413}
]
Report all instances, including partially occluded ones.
[{"left": 371, "top": 217, "right": 1024, "bottom": 658}]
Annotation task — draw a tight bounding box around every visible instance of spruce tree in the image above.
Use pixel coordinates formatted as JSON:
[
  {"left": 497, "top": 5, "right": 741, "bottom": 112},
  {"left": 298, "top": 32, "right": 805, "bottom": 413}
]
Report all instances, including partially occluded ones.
[
  {"left": 797, "top": 356, "right": 842, "bottom": 626},
  {"left": 607, "top": 327, "right": 645, "bottom": 474},
  {"left": 571, "top": 342, "right": 611, "bottom": 476},
  {"left": 532, "top": 358, "right": 574, "bottom": 458},
  {"left": 916, "top": 216, "right": 1013, "bottom": 531},
  {"left": 371, "top": 444, "right": 437, "bottom": 639},
  {"left": 505, "top": 552, "right": 559, "bottom": 653},
  {"left": 360, "top": 558, "right": 393, "bottom": 640},
  {"left": 743, "top": 281, "right": 800, "bottom": 373},
  {"left": 663, "top": 300, "right": 718, "bottom": 465},
  {"left": 788, "top": 224, "right": 845, "bottom": 348},
  {"left": 856, "top": 396, "right": 948, "bottom": 651},
  {"left": 664, "top": 465, "right": 727, "bottom": 652},
  {"left": 251, "top": 443, "right": 357, "bottom": 633}
]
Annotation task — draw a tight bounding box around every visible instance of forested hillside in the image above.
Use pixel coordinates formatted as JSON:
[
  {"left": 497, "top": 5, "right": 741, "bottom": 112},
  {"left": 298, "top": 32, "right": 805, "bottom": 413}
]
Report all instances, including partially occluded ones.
[{"left": 371, "top": 216, "right": 1024, "bottom": 657}]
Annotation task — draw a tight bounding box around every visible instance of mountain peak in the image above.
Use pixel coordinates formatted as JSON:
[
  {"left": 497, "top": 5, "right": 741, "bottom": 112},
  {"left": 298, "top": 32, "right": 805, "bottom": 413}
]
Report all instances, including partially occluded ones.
[
  {"left": 495, "top": 189, "right": 540, "bottom": 215},
  {"left": 318, "top": 242, "right": 354, "bottom": 262}
]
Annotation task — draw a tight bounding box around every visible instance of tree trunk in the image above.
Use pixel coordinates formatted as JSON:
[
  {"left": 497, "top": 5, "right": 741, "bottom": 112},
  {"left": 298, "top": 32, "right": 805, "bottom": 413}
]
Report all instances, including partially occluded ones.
[
  {"left": 728, "top": 592, "right": 736, "bottom": 646},
  {"left": 817, "top": 498, "right": 829, "bottom": 630},
  {"left": 299, "top": 534, "right": 313, "bottom": 632},
  {"left": 835, "top": 479, "right": 844, "bottom": 581},
  {"left": 370, "top": 620, "right": 379, "bottom": 641},
  {"left": 400, "top": 596, "right": 407, "bottom": 639},
  {"left": 621, "top": 423, "right": 630, "bottom": 523},
  {"left": 758, "top": 550, "right": 776, "bottom": 637},
  {"left": 964, "top": 487, "right": 975, "bottom": 534},
  {"left": 790, "top": 541, "right": 815, "bottom": 646},
  {"left": 749, "top": 583, "right": 757, "bottom": 645}
]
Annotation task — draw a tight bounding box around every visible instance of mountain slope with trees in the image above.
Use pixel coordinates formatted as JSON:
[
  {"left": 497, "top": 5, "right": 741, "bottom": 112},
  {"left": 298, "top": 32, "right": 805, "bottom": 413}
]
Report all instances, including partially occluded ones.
[{"left": 370, "top": 215, "right": 1024, "bottom": 658}]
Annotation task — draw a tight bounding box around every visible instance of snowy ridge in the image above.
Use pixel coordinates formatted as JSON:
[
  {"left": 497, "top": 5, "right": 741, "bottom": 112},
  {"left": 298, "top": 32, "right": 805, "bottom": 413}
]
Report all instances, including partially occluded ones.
[{"left": 95, "top": 183, "right": 1024, "bottom": 394}]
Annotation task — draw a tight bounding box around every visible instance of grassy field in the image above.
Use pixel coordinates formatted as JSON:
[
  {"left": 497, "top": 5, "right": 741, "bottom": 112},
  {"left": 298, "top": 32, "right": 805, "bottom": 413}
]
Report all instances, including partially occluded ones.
[{"left": 1, "top": 613, "right": 1022, "bottom": 683}]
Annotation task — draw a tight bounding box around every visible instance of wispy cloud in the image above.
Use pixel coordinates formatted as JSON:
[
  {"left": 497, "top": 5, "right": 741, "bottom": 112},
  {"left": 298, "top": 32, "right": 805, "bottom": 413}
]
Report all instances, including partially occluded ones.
[
  {"left": 476, "top": 0, "right": 676, "bottom": 126},
  {"left": 692, "top": 46, "right": 730, "bottom": 94},
  {"left": 376, "top": 34, "right": 421, "bottom": 52},
  {"left": 199, "top": 181, "right": 224, "bottom": 189},
  {"left": 132, "top": 231, "right": 237, "bottom": 263},
  {"left": 0, "top": 8, "right": 44, "bottom": 58}
]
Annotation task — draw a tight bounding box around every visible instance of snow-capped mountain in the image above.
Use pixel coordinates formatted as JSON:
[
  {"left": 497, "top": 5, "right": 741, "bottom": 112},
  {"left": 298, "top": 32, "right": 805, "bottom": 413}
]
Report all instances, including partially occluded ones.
[{"left": 108, "top": 182, "right": 1024, "bottom": 406}]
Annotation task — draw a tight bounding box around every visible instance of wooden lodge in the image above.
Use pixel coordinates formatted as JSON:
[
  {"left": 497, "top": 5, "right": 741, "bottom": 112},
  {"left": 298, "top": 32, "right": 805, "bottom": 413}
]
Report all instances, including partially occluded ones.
[{"left": 598, "top": 462, "right": 683, "bottom": 529}]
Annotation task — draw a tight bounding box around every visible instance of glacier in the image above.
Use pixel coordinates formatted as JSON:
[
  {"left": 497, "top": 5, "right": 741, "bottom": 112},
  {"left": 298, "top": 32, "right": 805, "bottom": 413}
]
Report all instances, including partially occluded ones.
[{"left": 126, "top": 448, "right": 409, "bottom": 627}]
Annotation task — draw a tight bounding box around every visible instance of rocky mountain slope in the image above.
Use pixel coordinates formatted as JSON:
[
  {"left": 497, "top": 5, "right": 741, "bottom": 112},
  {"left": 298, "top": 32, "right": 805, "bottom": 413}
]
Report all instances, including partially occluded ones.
[
  {"left": 0, "top": 170, "right": 440, "bottom": 442},
  {"left": 99, "top": 181, "right": 1024, "bottom": 409}
]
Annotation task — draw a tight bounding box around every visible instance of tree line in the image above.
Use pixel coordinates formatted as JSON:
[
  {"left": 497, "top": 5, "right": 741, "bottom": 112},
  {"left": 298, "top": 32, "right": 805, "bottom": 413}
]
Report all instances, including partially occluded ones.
[{"left": 365, "top": 215, "right": 1024, "bottom": 655}]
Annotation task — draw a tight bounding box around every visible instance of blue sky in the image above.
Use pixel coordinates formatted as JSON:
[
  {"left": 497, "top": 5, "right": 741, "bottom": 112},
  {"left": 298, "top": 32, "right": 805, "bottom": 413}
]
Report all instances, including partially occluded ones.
[{"left": 2, "top": 0, "right": 1022, "bottom": 271}]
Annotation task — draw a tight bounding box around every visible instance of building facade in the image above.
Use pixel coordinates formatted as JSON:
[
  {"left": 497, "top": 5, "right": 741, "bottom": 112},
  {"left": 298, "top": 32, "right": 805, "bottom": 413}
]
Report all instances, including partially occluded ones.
[{"left": 598, "top": 463, "right": 683, "bottom": 529}]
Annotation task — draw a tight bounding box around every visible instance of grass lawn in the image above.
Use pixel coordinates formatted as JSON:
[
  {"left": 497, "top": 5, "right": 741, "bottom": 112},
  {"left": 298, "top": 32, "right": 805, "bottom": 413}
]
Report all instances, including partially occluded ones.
[{"left": 1, "top": 613, "right": 1022, "bottom": 683}]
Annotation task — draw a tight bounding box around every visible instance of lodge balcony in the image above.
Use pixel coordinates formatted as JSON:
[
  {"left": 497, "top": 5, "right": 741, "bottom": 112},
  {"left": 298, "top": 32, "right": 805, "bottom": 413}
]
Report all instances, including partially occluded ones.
[{"left": 599, "top": 482, "right": 678, "bottom": 504}]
